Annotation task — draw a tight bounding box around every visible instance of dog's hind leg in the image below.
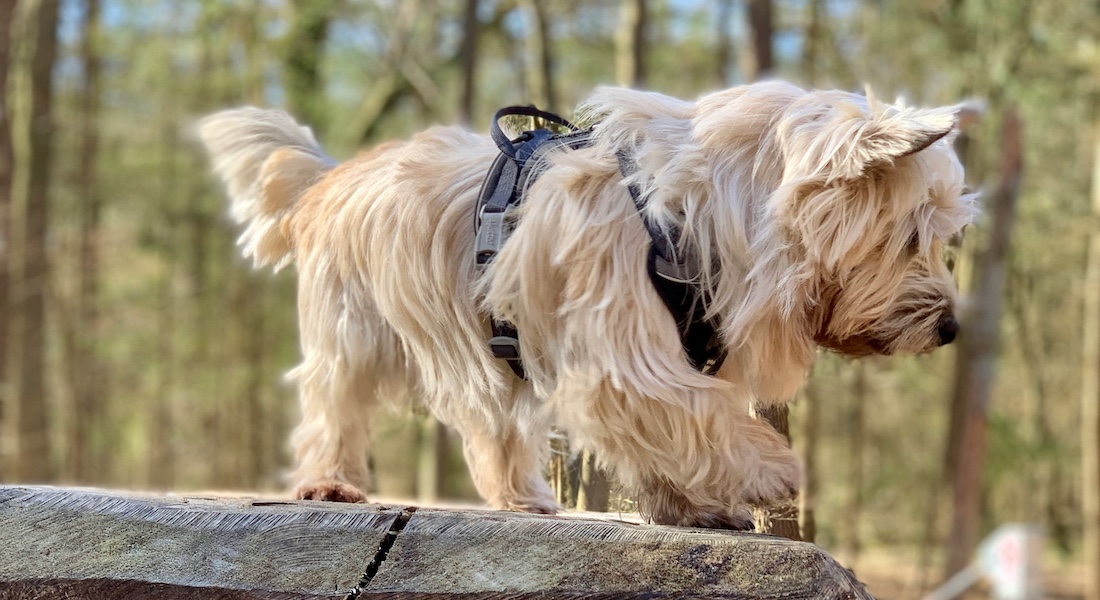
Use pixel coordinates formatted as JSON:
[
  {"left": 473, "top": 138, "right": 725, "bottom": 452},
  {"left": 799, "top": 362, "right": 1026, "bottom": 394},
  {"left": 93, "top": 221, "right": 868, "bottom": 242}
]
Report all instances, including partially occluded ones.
[{"left": 285, "top": 261, "right": 408, "bottom": 503}]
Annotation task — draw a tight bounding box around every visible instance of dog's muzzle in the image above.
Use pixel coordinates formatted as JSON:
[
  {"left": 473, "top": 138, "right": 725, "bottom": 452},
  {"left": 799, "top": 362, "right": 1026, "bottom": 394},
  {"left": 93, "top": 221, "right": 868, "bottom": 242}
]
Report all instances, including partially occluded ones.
[{"left": 937, "top": 315, "right": 959, "bottom": 346}]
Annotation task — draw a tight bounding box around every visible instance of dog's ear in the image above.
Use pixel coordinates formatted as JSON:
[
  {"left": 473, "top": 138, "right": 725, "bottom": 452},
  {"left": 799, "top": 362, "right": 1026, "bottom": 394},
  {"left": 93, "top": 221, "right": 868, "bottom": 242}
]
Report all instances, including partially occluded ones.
[{"left": 862, "top": 105, "right": 958, "bottom": 164}]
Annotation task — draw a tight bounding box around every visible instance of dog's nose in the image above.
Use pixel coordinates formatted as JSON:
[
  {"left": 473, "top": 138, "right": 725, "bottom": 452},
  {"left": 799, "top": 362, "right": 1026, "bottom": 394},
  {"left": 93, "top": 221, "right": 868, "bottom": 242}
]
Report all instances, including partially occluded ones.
[{"left": 937, "top": 315, "right": 959, "bottom": 346}]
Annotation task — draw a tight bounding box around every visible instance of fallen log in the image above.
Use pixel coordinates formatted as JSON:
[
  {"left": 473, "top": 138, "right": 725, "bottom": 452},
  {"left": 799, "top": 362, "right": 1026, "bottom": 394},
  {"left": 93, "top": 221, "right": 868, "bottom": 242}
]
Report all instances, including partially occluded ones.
[{"left": 0, "top": 486, "right": 872, "bottom": 599}]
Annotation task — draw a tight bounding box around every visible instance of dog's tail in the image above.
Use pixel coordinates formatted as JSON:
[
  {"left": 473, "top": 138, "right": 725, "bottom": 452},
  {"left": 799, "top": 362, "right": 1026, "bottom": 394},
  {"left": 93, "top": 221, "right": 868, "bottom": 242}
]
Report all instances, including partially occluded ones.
[{"left": 199, "top": 108, "right": 335, "bottom": 270}]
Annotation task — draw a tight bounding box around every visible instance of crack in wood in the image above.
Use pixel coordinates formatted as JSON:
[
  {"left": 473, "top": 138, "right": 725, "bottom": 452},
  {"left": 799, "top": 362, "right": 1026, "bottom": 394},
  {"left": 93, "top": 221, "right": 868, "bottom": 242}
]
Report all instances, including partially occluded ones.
[{"left": 347, "top": 506, "right": 417, "bottom": 599}]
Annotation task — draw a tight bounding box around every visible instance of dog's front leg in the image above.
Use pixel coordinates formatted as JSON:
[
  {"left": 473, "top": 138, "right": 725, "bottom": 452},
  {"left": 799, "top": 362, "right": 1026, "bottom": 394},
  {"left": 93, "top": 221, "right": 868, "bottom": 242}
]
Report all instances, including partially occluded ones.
[
  {"left": 449, "top": 388, "right": 558, "bottom": 514},
  {"left": 555, "top": 378, "right": 800, "bottom": 529}
]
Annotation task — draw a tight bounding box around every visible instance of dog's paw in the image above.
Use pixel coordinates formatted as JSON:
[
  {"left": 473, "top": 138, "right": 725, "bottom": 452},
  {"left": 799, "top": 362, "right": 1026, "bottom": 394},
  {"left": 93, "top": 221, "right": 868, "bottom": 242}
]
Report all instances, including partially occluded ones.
[
  {"left": 294, "top": 480, "right": 368, "bottom": 503},
  {"left": 680, "top": 506, "right": 755, "bottom": 531},
  {"left": 741, "top": 445, "right": 802, "bottom": 505},
  {"left": 497, "top": 495, "right": 559, "bottom": 515}
]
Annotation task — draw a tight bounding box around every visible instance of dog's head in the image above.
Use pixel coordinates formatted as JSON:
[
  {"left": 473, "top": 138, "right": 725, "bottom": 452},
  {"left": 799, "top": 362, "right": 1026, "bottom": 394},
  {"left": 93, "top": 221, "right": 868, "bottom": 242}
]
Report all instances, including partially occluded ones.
[{"left": 762, "top": 88, "right": 978, "bottom": 356}]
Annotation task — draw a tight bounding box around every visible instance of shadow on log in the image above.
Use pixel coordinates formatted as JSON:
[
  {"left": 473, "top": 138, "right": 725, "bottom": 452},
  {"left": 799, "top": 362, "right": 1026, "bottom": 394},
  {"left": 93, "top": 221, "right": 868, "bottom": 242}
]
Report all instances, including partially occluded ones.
[{"left": 0, "top": 486, "right": 872, "bottom": 599}]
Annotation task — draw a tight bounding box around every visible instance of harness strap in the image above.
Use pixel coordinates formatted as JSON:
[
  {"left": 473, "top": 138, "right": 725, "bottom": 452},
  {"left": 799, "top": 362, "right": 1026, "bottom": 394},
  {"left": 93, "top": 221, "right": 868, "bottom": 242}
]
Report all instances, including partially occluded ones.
[
  {"left": 617, "top": 154, "right": 727, "bottom": 375},
  {"left": 476, "top": 107, "right": 582, "bottom": 379},
  {"left": 475, "top": 106, "right": 726, "bottom": 379}
]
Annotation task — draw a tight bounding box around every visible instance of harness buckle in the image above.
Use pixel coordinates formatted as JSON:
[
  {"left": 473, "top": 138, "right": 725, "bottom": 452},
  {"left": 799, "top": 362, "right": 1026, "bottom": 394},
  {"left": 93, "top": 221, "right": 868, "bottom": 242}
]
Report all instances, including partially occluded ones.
[{"left": 475, "top": 204, "right": 515, "bottom": 267}]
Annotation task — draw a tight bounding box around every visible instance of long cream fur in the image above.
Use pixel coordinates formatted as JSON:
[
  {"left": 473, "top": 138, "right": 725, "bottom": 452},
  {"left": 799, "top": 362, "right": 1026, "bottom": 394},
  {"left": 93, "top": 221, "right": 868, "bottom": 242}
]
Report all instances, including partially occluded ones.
[{"left": 200, "top": 81, "right": 976, "bottom": 527}]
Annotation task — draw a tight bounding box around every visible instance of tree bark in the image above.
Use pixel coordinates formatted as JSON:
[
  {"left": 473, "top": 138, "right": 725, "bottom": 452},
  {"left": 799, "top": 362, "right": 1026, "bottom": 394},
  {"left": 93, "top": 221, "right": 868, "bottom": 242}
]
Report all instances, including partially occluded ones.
[
  {"left": 614, "top": 0, "right": 647, "bottom": 88},
  {"left": 11, "top": 0, "right": 60, "bottom": 483},
  {"left": 0, "top": 0, "right": 19, "bottom": 481},
  {"left": 1081, "top": 110, "right": 1100, "bottom": 600},
  {"left": 943, "top": 107, "right": 1023, "bottom": 579}
]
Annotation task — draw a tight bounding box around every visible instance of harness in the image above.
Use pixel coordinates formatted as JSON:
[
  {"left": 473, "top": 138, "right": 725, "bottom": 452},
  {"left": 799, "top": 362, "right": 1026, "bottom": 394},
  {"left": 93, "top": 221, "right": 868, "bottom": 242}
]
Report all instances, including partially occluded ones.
[{"left": 474, "top": 106, "right": 727, "bottom": 380}]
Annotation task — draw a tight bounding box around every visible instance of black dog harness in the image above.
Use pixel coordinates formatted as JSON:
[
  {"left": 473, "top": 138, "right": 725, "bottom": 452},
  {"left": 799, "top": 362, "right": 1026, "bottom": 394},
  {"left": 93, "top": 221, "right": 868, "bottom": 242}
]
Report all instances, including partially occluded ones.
[{"left": 474, "top": 106, "right": 727, "bottom": 380}]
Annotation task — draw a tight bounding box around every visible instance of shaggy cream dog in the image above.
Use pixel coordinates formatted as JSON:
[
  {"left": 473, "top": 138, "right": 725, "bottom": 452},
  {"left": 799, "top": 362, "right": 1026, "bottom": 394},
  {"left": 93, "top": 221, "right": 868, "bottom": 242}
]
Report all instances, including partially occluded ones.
[{"left": 200, "top": 81, "right": 976, "bottom": 528}]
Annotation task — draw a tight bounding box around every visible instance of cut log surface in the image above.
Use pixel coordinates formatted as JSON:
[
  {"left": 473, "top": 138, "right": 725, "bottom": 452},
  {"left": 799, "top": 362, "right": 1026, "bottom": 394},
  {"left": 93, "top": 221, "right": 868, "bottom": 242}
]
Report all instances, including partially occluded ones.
[{"left": 0, "top": 486, "right": 873, "bottom": 599}]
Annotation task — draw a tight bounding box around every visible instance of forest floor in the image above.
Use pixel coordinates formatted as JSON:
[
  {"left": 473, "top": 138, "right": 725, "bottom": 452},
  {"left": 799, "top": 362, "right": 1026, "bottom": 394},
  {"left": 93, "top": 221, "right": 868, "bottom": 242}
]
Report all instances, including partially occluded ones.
[{"left": 843, "top": 548, "right": 1085, "bottom": 599}]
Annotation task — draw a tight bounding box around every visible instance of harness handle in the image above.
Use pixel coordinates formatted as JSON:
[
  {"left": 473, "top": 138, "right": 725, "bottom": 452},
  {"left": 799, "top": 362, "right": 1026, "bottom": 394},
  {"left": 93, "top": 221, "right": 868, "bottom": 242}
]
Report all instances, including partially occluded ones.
[{"left": 490, "top": 106, "right": 580, "bottom": 158}]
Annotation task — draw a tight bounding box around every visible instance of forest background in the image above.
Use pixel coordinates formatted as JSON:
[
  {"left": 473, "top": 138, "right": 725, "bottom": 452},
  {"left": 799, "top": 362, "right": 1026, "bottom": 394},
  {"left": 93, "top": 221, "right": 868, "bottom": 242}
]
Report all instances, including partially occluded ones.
[{"left": 1, "top": 0, "right": 1098, "bottom": 597}]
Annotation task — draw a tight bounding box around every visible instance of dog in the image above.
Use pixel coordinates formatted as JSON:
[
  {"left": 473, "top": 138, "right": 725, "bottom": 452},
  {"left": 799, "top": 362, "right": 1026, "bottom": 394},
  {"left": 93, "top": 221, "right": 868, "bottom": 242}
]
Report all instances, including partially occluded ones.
[{"left": 200, "top": 81, "right": 976, "bottom": 528}]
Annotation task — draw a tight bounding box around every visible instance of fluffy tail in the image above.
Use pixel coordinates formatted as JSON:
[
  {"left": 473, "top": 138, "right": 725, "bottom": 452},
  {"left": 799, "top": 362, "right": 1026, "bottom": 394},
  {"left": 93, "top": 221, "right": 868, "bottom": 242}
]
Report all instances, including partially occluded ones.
[{"left": 199, "top": 108, "right": 335, "bottom": 270}]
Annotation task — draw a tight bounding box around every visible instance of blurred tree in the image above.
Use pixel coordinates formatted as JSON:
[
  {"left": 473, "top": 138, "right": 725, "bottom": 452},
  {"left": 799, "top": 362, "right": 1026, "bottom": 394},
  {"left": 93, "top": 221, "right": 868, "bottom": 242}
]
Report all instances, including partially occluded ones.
[
  {"left": 519, "top": 0, "right": 555, "bottom": 112},
  {"left": 283, "top": 0, "right": 334, "bottom": 131},
  {"left": 66, "top": 0, "right": 103, "bottom": 482},
  {"left": 0, "top": 0, "right": 17, "bottom": 480},
  {"left": 10, "top": 0, "right": 59, "bottom": 483},
  {"left": 615, "top": 0, "right": 646, "bottom": 88},
  {"left": 944, "top": 107, "right": 1023, "bottom": 578},
  {"left": 1082, "top": 103, "right": 1100, "bottom": 600},
  {"left": 459, "top": 0, "right": 480, "bottom": 124},
  {"left": 744, "top": 0, "right": 772, "bottom": 81}
]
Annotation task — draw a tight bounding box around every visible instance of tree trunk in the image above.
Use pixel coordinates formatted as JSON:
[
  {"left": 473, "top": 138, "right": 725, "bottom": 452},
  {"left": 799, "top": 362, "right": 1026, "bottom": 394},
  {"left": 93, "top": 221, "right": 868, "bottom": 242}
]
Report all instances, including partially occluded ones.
[
  {"left": 11, "top": 0, "right": 60, "bottom": 483},
  {"left": 0, "top": 0, "right": 19, "bottom": 481},
  {"left": 943, "top": 107, "right": 1023, "bottom": 579},
  {"left": 744, "top": 0, "right": 774, "bottom": 82},
  {"left": 70, "top": 0, "right": 102, "bottom": 483},
  {"left": 283, "top": 0, "right": 334, "bottom": 131},
  {"left": 614, "top": 0, "right": 646, "bottom": 88},
  {"left": 845, "top": 361, "right": 866, "bottom": 562},
  {"left": 798, "top": 380, "right": 820, "bottom": 544},
  {"left": 576, "top": 449, "right": 609, "bottom": 512},
  {"left": 751, "top": 404, "right": 801, "bottom": 540},
  {"left": 416, "top": 415, "right": 446, "bottom": 504},
  {"left": 458, "top": 0, "right": 479, "bottom": 125},
  {"left": 519, "top": 0, "right": 555, "bottom": 112},
  {"left": 1081, "top": 110, "right": 1100, "bottom": 600}
]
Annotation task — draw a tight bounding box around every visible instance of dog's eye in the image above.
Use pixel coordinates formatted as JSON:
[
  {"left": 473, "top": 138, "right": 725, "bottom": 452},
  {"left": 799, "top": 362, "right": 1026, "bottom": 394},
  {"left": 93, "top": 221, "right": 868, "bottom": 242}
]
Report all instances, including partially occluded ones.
[{"left": 906, "top": 231, "right": 921, "bottom": 255}]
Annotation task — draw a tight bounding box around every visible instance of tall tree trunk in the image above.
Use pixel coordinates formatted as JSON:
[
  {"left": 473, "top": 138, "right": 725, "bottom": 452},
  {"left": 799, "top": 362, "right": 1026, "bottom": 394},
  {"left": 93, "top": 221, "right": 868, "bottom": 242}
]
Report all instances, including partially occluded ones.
[
  {"left": 458, "top": 0, "right": 479, "bottom": 125},
  {"left": 12, "top": 0, "right": 60, "bottom": 483},
  {"left": 845, "top": 361, "right": 867, "bottom": 562},
  {"left": 744, "top": 0, "right": 773, "bottom": 82},
  {"left": 943, "top": 107, "right": 1023, "bottom": 579},
  {"left": 70, "top": 0, "right": 102, "bottom": 483},
  {"left": 0, "top": 0, "right": 19, "bottom": 481},
  {"left": 1081, "top": 110, "right": 1100, "bottom": 600},
  {"left": 416, "top": 415, "right": 446, "bottom": 504},
  {"left": 750, "top": 403, "right": 800, "bottom": 540},
  {"left": 519, "top": 0, "right": 555, "bottom": 112},
  {"left": 802, "top": 0, "right": 822, "bottom": 86},
  {"left": 283, "top": 0, "right": 334, "bottom": 131},
  {"left": 798, "top": 379, "right": 820, "bottom": 544},
  {"left": 576, "top": 449, "right": 609, "bottom": 512},
  {"left": 614, "top": 0, "right": 647, "bottom": 88}
]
